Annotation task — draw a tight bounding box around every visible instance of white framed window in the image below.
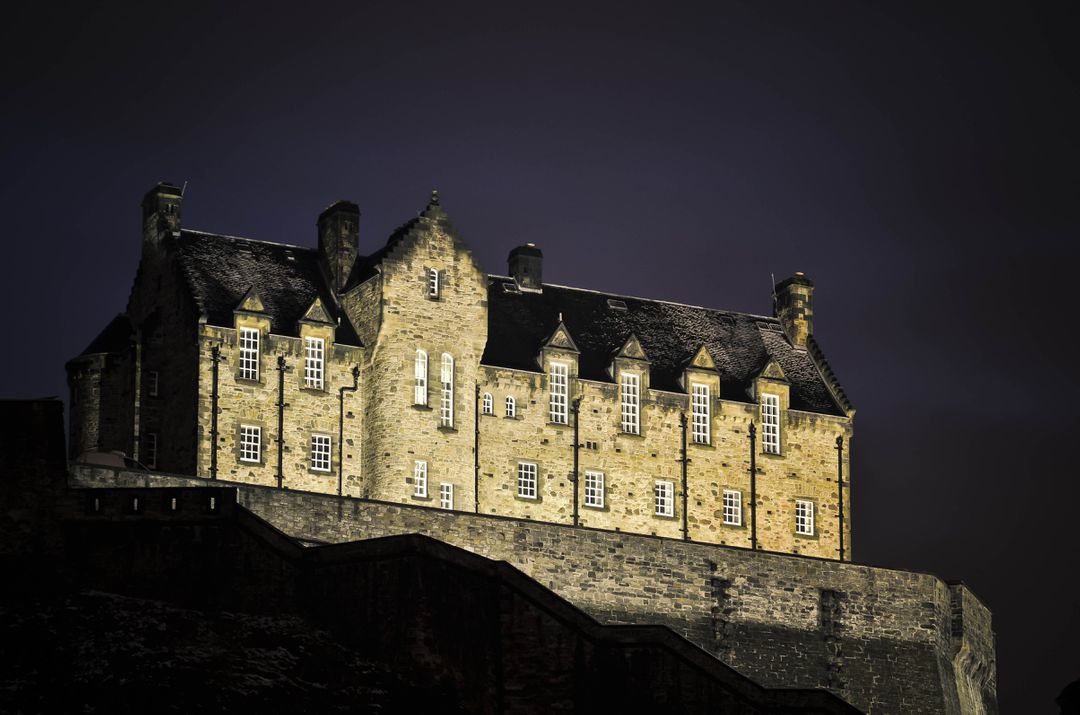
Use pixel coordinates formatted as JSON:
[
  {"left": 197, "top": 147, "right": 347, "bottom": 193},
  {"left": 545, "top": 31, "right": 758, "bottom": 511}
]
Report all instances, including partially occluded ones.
[
  {"left": 440, "top": 353, "right": 454, "bottom": 427},
  {"left": 621, "top": 373, "right": 640, "bottom": 434},
  {"left": 310, "top": 433, "right": 331, "bottom": 472},
  {"left": 239, "top": 424, "right": 261, "bottom": 463},
  {"left": 428, "top": 268, "right": 440, "bottom": 298},
  {"left": 691, "top": 383, "right": 710, "bottom": 444},
  {"left": 143, "top": 433, "right": 157, "bottom": 469},
  {"left": 439, "top": 482, "right": 453, "bottom": 509},
  {"left": 795, "top": 499, "right": 815, "bottom": 535},
  {"left": 549, "top": 362, "right": 568, "bottom": 424},
  {"left": 584, "top": 470, "right": 605, "bottom": 509},
  {"left": 517, "top": 462, "right": 538, "bottom": 499},
  {"left": 415, "top": 349, "right": 428, "bottom": 405},
  {"left": 505, "top": 395, "right": 516, "bottom": 418},
  {"left": 722, "top": 489, "right": 742, "bottom": 526},
  {"left": 655, "top": 480, "right": 674, "bottom": 517},
  {"left": 414, "top": 460, "right": 428, "bottom": 498},
  {"left": 304, "top": 337, "right": 325, "bottom": 389},
  {"left": 761, "top": 393, "right": 780, "bottom": 454},
  {"left": 482, "top": 392, "right": 493, "bottom": 415},
  {"left": 239, "top": 327, "right": 260, "bottom": 381},
  {"left": 148, "top": 370, "right": 159, "bottom": 397}
]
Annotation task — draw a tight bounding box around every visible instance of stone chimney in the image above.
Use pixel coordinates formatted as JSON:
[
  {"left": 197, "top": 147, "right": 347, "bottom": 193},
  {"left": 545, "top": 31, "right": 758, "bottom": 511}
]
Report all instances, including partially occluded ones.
[
  {"left": 141, "top": 181, "right": 182, "bottom": 255},
  {"left": 508, "top": 243, "right": 543, "bottom": 292},
  {"left": 318, "top": 200, "right": 360, "bottom": 293},
  {"left": 774, "top": 272, "right": 814, "bottom": 348}
]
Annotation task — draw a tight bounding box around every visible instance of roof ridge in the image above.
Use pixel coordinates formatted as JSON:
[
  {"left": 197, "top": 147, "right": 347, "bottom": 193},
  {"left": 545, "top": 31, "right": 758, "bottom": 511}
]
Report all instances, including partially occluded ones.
[
  {"left": 487, "top": 274, "right": 777, "bottom": 321},
  {"left": 182, "top": 228, "right": 315, "bottom": 251}
]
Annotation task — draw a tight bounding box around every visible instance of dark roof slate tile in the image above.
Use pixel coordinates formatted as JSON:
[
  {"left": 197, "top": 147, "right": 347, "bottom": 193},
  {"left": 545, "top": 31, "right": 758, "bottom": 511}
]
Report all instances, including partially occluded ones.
[
  {"left": 483, "top": 277, "right": 846, "bottom": 416},
  {"left": 175, "top": 231, "right": 362, "bottom": 346}
]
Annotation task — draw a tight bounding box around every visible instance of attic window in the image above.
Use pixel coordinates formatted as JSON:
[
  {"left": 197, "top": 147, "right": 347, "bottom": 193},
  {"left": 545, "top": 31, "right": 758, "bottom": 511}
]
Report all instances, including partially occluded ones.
[
  {"left": 502, "top": 282, "right": 521, "bottom": 294},
  {"left": 607, "top": 299, "right": 628, "bottom": 311}
]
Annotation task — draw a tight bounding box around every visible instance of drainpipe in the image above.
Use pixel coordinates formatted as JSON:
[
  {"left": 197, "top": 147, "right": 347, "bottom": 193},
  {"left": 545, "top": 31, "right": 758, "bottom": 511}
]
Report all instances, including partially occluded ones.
[
  {"left": 338, "top": 365, "right": 359, "bottom": 497},
  {"left": 749, "top": 421, "right": 758, "bottom": 551},
  {"left": 210, "top": 346, "right": 220, "bottom": 479},
  {"left": 680, "top": 412, "right": 689, "bottom": 541},
  {"left": 836, "top": 434, "right": 845, "bottom": 562},
  {"left": 275, "top": 355, "right": 289, "bottom": 489},
  {"left": 474, "top": 383, "right": 480, "bottom": 514},
  {"left": 571, "top": 397, "right": 581, "bottom": 527}
]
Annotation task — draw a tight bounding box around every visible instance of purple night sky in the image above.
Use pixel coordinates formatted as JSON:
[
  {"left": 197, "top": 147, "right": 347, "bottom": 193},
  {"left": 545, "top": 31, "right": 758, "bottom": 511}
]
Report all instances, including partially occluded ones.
[{"left": 2, "top": 1, "right": 1077, "bottom": 710}]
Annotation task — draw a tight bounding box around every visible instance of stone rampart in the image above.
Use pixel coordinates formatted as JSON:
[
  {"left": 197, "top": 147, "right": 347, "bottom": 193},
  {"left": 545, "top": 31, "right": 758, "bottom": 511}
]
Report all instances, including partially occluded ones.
[{"left": 70, "top": 464, "right": 996, "bottom": 715}]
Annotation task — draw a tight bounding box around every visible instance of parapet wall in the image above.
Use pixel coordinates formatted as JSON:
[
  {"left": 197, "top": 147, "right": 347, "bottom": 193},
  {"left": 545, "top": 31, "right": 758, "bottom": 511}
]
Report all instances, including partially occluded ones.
[{"left": 70, "top": 464, "right": 997, "bottom": 715}]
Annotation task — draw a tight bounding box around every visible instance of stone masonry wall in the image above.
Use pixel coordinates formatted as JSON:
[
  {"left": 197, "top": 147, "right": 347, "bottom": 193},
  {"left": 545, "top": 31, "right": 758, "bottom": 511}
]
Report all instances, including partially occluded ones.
[
  {"left": 475, "top": 364, "right": 852, "bottom": 559},
  {"left": 194, "top": 324, "right": 364, "bottom": 495},
  {"left": 71, "top": 465, "right": 996, "bottom": 715}
]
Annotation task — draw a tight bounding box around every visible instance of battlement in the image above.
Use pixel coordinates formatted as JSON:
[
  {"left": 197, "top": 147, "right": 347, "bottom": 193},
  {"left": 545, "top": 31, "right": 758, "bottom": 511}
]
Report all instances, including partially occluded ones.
[{"left": 71, "top": 463, "right": 997, "bottom": 714}]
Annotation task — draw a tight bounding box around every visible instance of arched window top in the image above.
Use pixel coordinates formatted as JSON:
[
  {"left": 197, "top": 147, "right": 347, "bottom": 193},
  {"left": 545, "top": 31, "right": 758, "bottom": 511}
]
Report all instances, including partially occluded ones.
[
  {"left": 505, "top": 395, "right": 516, "bottom": 418},
  {"left": 482, "top": 392, "right": 493, "bottom": 415},
  {"left": 441, "top": 352, "right": 454, "bottom": 379}
]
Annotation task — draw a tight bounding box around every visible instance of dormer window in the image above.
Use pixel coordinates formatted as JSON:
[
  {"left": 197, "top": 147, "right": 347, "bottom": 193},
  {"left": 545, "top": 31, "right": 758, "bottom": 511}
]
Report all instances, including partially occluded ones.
[
  {"left": 304, "top": 337, "right": 325, "bottom": 390},
  {"left": 549, "top": 363, "right": 568, "bottom": 424},
  {"left": 428, "top": 268, "right": 440, "bottom": 299},
  {"left": 620, "top": 373, "right": 640, "bottom": 435},
  {"left": 761, "top": 393, "right": 781, "bottom": 454},
  {"left": 239, "top": 327, "right": 260, "bottom": 381}
]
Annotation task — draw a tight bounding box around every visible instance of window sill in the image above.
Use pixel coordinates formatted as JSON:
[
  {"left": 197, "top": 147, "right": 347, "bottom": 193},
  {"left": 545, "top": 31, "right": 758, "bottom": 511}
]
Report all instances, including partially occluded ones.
[
  {"left": 720, "top": 521, "right": 746, "bottom": 529},
  {"left": 235, "top": 377, "right": 263, "bottom": 387},
  {"left": 794, "top": 531, "right": 819, "bottom": 540},
  {"left": 618, "top": 431, "right": 644, "bottom": 439},
  {"left": 653, "top": 512, "right": 677, "bottom": 520},
  {"left": 583, "top": 503, "right": 608, "bottom": 512},
  {"left": 514, "top": 493, "right": 540, "bottom": 503},
  {"left": 411, "top": 404, "right": 433, "bottom": 411},
  {"left": 411, "top": 494, "right": 433, "bottom": 502},
  {"left": 437, "top": 425, "right": 457, "bottom": 433},
  {"left": 300, "top": 386, "right": 328, "bottom": 395},
  {"left": 689, "top": 440, "right": 712, "bottom": 448}
]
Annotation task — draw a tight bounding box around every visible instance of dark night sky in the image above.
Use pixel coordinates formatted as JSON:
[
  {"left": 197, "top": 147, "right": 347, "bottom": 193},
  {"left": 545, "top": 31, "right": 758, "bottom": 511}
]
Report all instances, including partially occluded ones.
[{"left": 2, "top": 1, "right": 1077, "bottom": 710}]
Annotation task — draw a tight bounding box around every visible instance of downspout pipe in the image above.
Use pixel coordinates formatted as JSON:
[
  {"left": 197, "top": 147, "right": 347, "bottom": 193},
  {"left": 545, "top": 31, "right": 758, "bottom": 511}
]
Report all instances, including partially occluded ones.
[
  {"left": 276, "top": 355, "right": 289, "bottom": 489},
  {"left": 571, "top": 397, "right": 581, "bottom": 527},
  {"left": 836, "top": 434, "right": 845, "bottom": 562},
  {"left": 338, "top": 365, "right": 359, "bottom": 497},
  {"left": 210, "top": 346, "right": 220, "bottom": 480},
  {"left": 474, "top": 383, "right": 480, "bottom": 514},
  {"left": 680, "top": 411, "right": 689, "bottom": 541},
  {"left": 749, "top": 421, "right": 758, "bottom": 551}
]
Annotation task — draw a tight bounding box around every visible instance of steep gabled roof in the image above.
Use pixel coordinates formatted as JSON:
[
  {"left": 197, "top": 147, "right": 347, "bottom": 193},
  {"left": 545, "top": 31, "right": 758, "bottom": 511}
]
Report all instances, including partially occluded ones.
[
  {"left": 483, "top": 277, "right": 847, "bottom": 416},
  {"left": 174, "top": 230, "right": 361, "bottom": 346},
  {"left": 75, "top": 314, "right": 133, "bottom": 357}
]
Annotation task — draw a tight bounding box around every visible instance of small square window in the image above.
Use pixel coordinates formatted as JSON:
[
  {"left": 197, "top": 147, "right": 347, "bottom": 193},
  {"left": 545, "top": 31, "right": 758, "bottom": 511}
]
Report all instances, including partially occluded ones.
[
  {"left": 722, "top": 489, "right": 742, "bottom": 526},
  {"left": 584, "top": 470, "right": 604, "bottom": 509},
  {"left": 311, "top": 434, "right": 331, "bottom": 472},
  {"left": 414, "top": 460, "right": 428, "bottom": 498},
  {"left": 239, "top": 425, "right": 261, "bottom": 463},
  {"left": 795, "top": 499, "right": 815, "bottom": 536},
  {"left": 654, "top": 480, "right": 674, "bottom": 517},
  {"left": 518, "top": 462, "right": 538, "bottom": 499}
]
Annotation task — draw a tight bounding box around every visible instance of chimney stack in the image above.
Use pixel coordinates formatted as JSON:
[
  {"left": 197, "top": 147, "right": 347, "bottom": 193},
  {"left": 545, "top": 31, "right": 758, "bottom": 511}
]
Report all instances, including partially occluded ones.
[
  {"left": 318, "top": 200, "right": 360, "bottom": 293},
  {"left": 141, "top": 181, "right": 183, "bottom": 255},
  {"left": 774, "top": 272, "right": 814, "bottom": 348},
  {"left": 508, "top": 243, "right": 543, "bottom": 292}
]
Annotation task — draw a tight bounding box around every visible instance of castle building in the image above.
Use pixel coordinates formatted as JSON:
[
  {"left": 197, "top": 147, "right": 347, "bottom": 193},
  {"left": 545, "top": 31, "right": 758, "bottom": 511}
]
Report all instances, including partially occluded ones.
[{"left": 68, "top": 182, "right": 854, "bottom": 560}]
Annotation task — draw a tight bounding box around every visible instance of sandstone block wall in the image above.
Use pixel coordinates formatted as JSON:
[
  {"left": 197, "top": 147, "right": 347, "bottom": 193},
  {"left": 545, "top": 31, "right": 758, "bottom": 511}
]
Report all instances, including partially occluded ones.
[
  {"left": 71, "top": 465, "right": 996, "bottom": 715},
  {"left": 194, "top": 325, "right": 364, "bottom": 495}
]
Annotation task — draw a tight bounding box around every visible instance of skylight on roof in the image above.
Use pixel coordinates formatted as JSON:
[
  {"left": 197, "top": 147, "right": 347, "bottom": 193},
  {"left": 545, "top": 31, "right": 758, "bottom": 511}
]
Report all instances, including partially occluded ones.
[{"left": 607, "top": 299, "right": 628, "bottom": 311}]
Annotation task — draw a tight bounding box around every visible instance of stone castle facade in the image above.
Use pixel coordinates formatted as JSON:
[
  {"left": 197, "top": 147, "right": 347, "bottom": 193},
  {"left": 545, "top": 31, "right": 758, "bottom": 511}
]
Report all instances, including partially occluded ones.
[
  {"left": 69, "top": 182, "right": 854, "bottom": 560},
  {"left": 64, "top": 182, "right": 997, "bottom": 713}
]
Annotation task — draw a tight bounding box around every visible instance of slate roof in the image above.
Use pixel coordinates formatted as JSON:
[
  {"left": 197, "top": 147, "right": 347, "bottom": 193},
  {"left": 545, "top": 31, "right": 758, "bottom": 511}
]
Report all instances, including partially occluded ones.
[
  {"left": 483, "top": 277, "right": 847, "bottom": 416},
  {"left": 174, "top": 231, "right": 362, "bottom": 346},
  {"left": 75, "top": 314, "right": 133, "bottom": 357}
]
